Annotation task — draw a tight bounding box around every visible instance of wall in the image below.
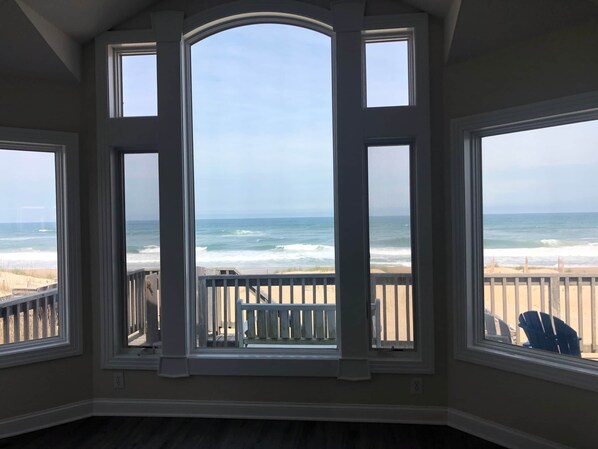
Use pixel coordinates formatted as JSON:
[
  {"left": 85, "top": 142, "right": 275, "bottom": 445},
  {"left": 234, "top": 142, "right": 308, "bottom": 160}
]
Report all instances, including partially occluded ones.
[
  {"left": 445, "top": 19, "right": 598, "bottom": 449},
  {"left": 0, "top": 56, "right": 93, "bottom": 419}
]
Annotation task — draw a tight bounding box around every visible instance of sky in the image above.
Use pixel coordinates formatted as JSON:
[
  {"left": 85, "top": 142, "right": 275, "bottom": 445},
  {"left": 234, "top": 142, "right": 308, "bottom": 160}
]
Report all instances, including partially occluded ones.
[
  {"left": 0, "top": 150, "right": 56, "bottom": 224},
  {"left": 483, "top": 120, "right": 598, "bottom": 214},
  {"left": 2, "top": 25, "right": 593, "bottom": 224}
]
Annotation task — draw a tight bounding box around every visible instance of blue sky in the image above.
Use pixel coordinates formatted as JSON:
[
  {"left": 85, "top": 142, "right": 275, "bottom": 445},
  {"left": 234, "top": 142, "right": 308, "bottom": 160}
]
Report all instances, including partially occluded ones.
[
  {"left": 483, "top": 120, "right": 598, "bottom": 214},
  {"left": 0, "top": 150, "right": 56, "bottom": 224},
  {"left": 3, "top": 25, "right": 593, "bottom": 224}
]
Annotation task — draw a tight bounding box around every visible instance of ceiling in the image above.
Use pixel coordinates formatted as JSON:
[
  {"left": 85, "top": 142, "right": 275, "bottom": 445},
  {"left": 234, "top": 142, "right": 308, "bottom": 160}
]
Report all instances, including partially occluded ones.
[{"left": 0, "top": 0, "right": 597, "bottom": 82}]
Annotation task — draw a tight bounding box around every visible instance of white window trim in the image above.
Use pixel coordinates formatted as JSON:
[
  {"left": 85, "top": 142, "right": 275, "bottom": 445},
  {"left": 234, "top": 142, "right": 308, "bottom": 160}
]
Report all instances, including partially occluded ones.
[
  {"left": 96, "top": 1, "right": 433, "bottom": 376},
  {"left": 96, "top": 30, "right": 161, "bottom": 370},
  {"left": 109, "top": 44, "right": 157, "bottom": 119},
  {"left": 0, "top": 126, "right": 81, "bottom": 368},
  {"left": 452, "top": 90, "right": 598, "bottom": 392}
]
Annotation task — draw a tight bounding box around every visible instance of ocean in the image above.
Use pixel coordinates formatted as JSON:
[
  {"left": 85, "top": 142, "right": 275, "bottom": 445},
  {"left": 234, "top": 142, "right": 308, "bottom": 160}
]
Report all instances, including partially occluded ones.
[{"left": 2, "top": 213, "right": 598, "bottom": 271}]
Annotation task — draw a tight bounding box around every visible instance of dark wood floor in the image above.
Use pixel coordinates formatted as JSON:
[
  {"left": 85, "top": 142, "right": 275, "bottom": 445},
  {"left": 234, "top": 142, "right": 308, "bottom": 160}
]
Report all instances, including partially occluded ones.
[{"left": 0, "top": 417, "right": 506, "bottom": 449}]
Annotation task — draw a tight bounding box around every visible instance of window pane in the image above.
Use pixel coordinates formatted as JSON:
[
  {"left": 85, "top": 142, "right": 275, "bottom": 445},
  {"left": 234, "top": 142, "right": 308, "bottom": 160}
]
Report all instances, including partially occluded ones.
[
  {"left": 482, "top": 120, "right": 598, "bottom": 362},
  {"left": 121, "top": 54, "right": 157, "bottom": 117},
  {"left": 191, "top": 24, "right": 335, "bottom": 349},
  {"left": 122, "top": 153, "right": 161, "bottom": 348},
  {"left": 368, "top": 145, "right": 413, "bottom": 349},
  {"left": 0, "top": 149, "right": 59, "bottom": 345},
  {"left": 365, "top": 39, "right": 409, "bottom": 107}
]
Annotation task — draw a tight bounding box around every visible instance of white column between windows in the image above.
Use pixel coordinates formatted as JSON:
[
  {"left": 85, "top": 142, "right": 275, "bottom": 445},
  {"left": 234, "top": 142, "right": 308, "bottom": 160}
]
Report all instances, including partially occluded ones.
[
  {"left": 152, "top": 11, "right": 190, "bottom": 377},
  {"left": 332, "top": 0, "right": 371, "bottom": 380}
]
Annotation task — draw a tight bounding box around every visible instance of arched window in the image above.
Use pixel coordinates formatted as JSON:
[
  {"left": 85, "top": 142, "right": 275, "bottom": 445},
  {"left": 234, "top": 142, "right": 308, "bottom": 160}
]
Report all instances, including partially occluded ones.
[{"left": 189, "top": 23, "right": 335, "bottom": 349}]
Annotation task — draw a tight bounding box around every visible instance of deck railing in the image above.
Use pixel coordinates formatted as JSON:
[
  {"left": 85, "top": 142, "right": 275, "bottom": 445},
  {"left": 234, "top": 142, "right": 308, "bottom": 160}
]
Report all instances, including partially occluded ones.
[
  {"left": 123, "top": 270, "right": 598, "bottom": 355},
  {"left": 197, "top": 272, "right": 413, "bottom": 348},
  {"left": 484, "top": 273, "right": 598, "bottom": 354},
  {"left": 0, "top": 288, "right": 59, "bottom": 345}
]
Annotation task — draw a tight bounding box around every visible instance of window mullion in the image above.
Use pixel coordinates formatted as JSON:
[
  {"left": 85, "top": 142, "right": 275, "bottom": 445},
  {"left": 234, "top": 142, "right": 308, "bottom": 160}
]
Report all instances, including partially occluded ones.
[
  {"left": 332, "top": 1, "right": 370, "bottom": 380},
  {"left": 152, "top": 11, "right": 189, "bottom": 377}
]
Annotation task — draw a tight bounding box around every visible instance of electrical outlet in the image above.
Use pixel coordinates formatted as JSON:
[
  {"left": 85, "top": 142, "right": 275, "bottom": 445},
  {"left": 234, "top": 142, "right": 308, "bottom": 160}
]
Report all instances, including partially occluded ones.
[
  {"left": 113, "top": 371, "right": 125, "bottom": 390},
  {"left": 410, "top": 377, "right": 423, "bottom": 395}
]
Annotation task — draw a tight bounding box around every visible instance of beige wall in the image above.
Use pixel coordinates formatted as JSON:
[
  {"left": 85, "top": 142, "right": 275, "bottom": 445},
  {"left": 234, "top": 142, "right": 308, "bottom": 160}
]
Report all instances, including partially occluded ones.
[
  {"left": 445, "top": 20, "right": 598, "bottom": 449},
  {"left": 3, "top": 1, "right": 598, "bottom": 448},
  {"left": 0, "top": 62, "right": 93, "bottom": 419}
]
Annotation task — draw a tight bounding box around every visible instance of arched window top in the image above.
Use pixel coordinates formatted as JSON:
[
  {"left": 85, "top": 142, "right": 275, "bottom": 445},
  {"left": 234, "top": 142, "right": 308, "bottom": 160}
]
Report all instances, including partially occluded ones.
[{"left": 183, "top": 1, "right": 332, "bottom": 44}]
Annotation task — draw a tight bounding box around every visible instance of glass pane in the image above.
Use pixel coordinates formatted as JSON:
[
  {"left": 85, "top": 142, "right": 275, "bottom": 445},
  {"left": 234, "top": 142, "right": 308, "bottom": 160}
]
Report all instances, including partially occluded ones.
[
  {"left": 191, "top": 24, "right": 335, "bottom": 349},
  {"left": 121, "top": 54, "right": 157, "bottom": 117},
  {"left": 365, "top": 39, "right": 409, "bottom": 107},
  {"left": 482, "top": 119, "right": 598, "bottom": 362},
  {"left": 368, "top": 145, "right": 413, "bottom": 349},
  {"left": 0, "top": 149, "right": 59, "bottom": 345},
  {"left": 122, "top": 153, "right": 161, "bottom": 348}
]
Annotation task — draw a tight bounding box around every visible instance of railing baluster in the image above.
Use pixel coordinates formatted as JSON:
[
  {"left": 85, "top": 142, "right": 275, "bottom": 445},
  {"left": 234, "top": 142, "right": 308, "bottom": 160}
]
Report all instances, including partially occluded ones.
[
  {"left": 490, "top": 277, "right": 495, "bottom": 314},
  {"left": 526, "top": 278, "right": 532, "bottom": 312},
  {"left": 323, "top": 277, "right": 328, "bottom": 304},
  {"left": 232, "top": 279, "right": 238, "bottom": 329},
  {"left": 578, "top": 277, "right": 584, "bottom": 343},
  {"left": 2, "top": 307, "right": 8, "bottom": 344},
  {"left": 212, "top": 283, "right": 217, "bottom": 345},
  {"left": 312, "top": 277, "right": 316, "bottom": 304},
  {"left": 14, "top": 304, "right": 21, "bottom": 342},
  {"left": 50, "top": 295, "right": 57, "bottom": 336},
  {"left": 23, "top": 300, "right": 30, "bottom": 341},
  {"left": 540, "top": 277, "right": 546, "bottom": 312},
  {"left": 301, "top": 278, "right": 306, "bottom": 304},
  {"left": 223, "top": 279, "right": 228, "bottom": 345},
  {"left": 591, "top": 277, "right": 596, "bottom": 354},
  {"left": 394, "top": 276, "right": 399, "bottom": 346},
  {"left": 501, "top": 277, "right": 507, "bottom": 321},
  {"left": 42, "top": 296, "right": 48, "bottom": 338},
  {"left": 382, "top": 277, "right": 387, "bottom": 343},
  {"left": 565, "top": 277, "right": 571, "bottom": 325},
  {"left": 514, "top": 278, "right": 520, "bottom": 344},
  {"left": 406, "top": 275, "right": 412, "bottom": 343},
  {"left": 33, "top": 297, "right": 39, "bottom": 340}
]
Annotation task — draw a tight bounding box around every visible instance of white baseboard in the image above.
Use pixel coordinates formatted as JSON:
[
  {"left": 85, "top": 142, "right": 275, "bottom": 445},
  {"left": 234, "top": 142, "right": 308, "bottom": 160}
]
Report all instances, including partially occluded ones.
[
  {"left": 0, "top": 399, "right": 571, "bottom": 449},
  {"left": 93, "top": 398, "right": 447, "bottom": 424},
  {"left": 0, "top": 400, "right": 93, "bottom": 440}
]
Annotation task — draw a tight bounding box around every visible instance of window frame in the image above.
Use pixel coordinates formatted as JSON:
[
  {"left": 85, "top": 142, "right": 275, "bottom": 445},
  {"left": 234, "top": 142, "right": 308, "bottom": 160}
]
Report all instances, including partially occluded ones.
[
  {"left": 362, "top": 29, "right": 414, "bottom": 108},
  {"left": 108, "top": 44, "right": 157, "bottom": 118},
  {"left": 452, "top": 90, "right": 598, "bottom": 392},
  {"left": 95, "top": 2, "right": 433, "bottom": 376},
  {"left": 0, "top": 126, "right": 81, "bottom": 368}
]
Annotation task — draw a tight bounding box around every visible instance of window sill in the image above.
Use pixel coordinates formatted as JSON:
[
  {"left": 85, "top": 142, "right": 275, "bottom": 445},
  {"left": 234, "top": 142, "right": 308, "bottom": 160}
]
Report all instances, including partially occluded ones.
[
  {"left": 455, "top": 339, "right": 598, "bottom": 393},
  {"left": 0, "top": 338, "right": 82, "bottom": 369}
]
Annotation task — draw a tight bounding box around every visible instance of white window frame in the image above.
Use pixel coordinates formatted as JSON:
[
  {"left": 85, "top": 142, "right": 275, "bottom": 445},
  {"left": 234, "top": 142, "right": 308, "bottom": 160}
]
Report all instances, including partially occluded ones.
[
  {"left": 0, "top": 126, "right": 81, "bottom": 368},
  {"left": 96, "top": 1, "right": 433, "bottom": 377},
  {"left": 452, "top": 90, "right": 598, "bottom": 392},
  {"left": 109, "top": 44, "right": 157, "bottom": 118},
  {"left": 362, "top": 28, "right": 414, "bottom": 108}
]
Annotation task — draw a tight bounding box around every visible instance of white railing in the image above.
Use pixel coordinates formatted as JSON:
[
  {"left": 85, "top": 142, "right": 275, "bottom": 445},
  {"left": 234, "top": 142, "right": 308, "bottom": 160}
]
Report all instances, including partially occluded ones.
[{"left": 484, "top": 273, "right": 598, "bottom": 353}]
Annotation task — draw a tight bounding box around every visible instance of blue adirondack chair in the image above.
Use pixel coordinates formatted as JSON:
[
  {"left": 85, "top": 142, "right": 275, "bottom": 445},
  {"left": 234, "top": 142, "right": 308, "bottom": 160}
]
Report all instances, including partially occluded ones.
[{"left": 518, "top": 311, "right": 581, "bottom": 356}]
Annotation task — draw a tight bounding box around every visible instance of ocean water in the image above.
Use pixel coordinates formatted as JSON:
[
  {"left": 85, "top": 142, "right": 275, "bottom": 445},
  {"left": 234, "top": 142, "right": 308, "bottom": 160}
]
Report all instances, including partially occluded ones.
[{"left": 3, "top": 213, "right": 598, "bottom": 271}]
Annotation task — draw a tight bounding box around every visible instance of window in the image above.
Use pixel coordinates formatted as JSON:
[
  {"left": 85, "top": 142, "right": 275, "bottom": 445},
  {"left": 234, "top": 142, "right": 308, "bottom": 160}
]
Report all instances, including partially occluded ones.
[
  {"left": 189, "top": 24, "right": 335, "bottom": 350},
  {"left": 368, "top": 145, "right": 414, "bottom": 350},
  {"left": 96, "top": 6, "right": 432, "bottom": 375},
  {"left": 364, "top": 31, "right": 412, "bottom": 107},
  {"left": 453, "top": 91, "right": 598, "bottom": 391},
  {"left": 110, "top": 46, "right": 157, "bottom": 118},
  {"left": 119, "top": 153, "right": 161, "bottom": 349},
  {"left": 0, "top": 127, "right": 80, "bottom": 367}
]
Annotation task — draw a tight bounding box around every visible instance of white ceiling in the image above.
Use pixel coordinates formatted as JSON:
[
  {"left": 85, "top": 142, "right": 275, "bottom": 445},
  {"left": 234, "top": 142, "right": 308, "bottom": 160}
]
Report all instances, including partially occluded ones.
[{"left": 0, "top": 0, "right": 597, "bottom": 82}]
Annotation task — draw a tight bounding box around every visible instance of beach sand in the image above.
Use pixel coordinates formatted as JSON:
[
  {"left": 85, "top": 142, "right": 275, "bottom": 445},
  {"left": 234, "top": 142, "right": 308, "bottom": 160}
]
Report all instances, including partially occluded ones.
[{"left": 0, "top": 269, "right": 57, "bottom": 298}]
